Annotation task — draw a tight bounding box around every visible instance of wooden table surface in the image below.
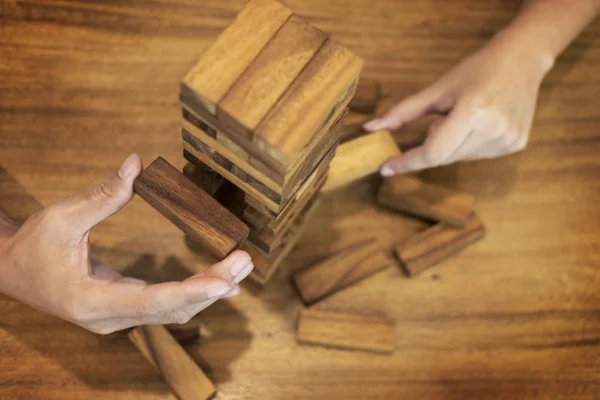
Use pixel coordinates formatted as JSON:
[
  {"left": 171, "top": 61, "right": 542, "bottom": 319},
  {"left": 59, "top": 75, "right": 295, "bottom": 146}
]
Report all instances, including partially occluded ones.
[{"left": 1, "top": 1, "right": 600, "bottom": 399}]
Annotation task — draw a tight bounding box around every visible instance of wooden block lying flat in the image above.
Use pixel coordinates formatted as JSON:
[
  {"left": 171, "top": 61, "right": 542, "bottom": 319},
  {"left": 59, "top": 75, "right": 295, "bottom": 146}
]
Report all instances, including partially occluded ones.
[
  {"left": 218, "top": 15, "right": 328, "bottom": 140},
  {"left": 134, "top": 157, "right": 249, "bottom": 259},
  {"left": 182, "top": 0, "right": 292, "bottom": 114},
  {"left": 129, "top": 325, "right": 216, "bottom": 400},
  {"left": 348, "top": 79, "right": 381, "bottom": 114},
  {"left": 395, "top": 213, "right": 485, "bottom": 276},
  {"left": 254, "top": 39, "right": 362, "bottom": 166},
  {"left": 182, "top": 162, "right": 225, "bottom": 196},
  {"left": 293, "top": 239, "right": 389, "bottom": 305},
  {"left": 378, "top": 175, "right": 475, "bottom": 228},
  {"left": 296, "top": 309, "right": 395, "bottom": 354},
  {"left": 323, "top": 130, "right": 400, "bottom": 192}
]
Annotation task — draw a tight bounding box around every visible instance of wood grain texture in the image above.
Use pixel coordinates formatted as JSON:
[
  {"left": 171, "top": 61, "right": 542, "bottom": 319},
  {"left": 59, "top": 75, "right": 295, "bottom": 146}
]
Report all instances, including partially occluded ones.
[
  {"left": 218, "top": 15, "right": 328, "bottom": 139},
  {"left": 323, "top": 129, "right": 400, "bottom": 192},
  {"left": 348, "top": 79, "right": 382, "bottom": 114},
  {"left": 378, "top": 174, "right": 475, "bottom": 227},
  {"left": 254, "top": 40, "right": 362, "bottom": 164},
  {"left": 2, "top": 1, "right": 600, "bottom": 399},
  {"left": 182, "top": 162, "right": 225, "bottom": 196},
  {"left": 182, "top": 0, "right": 292, "bottom": 114},
  {"left": 395, "top": 213, "right": 485, "bottom": 276},
  {"left": 297, "top": 309, "right": 395, "bottom": 354},
  {"left": 129, "top": 325, "right": 216, "bottom": 400},
  {"left": 293, "top": 239, "right": 390, "bottom": 304},
  {"left": 134, "top": 157, "right": 249, "bottom": 259}
]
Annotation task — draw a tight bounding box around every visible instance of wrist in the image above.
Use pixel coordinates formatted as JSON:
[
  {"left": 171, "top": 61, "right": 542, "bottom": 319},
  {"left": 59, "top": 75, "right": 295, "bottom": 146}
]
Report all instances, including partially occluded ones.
[{"left": 491, "top": 23, "right": 556, "bottom": 78}]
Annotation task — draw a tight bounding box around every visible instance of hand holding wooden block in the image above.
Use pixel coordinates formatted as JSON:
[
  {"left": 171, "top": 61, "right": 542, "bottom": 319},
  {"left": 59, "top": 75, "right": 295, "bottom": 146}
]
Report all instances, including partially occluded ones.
[
  {"left": 134, "top": 157, "right": 249, "bottom": 259},
  {"left": 129, "top": 325, "right": 216, "bottom": 400},
  {"left": 395, "top": 213, "right": 485, "bottom": 276},
  {"left": 324, "top": 130, "right": 400, "bottom": 192},
  {"left": 378, "top": 175, "right": 474, "bottom": 227},
  {"left": 296, "top": 309, "right": 395, "bottom": 354}
]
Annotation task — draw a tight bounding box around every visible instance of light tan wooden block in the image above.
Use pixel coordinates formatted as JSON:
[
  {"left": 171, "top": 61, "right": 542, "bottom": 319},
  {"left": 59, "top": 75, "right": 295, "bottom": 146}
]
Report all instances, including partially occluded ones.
[
  {"left": 296, "top": 309, "right": 395, "bottom": 354},
  {"left": 378, "top": 175, "right": 475, "bottom": 227},
  {"left": 182, "top": 0, "right": 292, "bottom": 114},
  {"left": 129, "top": 325, "right": 216, "bottom": 400},
  {"left": 395, "top": 213, "right": 485, "bottom": 276},
  {"left": 323, "top": 129, "right": 400, "bottom": 192}
]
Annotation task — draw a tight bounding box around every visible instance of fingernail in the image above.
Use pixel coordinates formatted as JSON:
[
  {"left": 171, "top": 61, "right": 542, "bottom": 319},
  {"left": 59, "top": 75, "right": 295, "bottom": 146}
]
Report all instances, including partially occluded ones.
[
  {"left": 363, "top": 119, "right": 381, "bottom": 131},
  {"left": 229, "top": 254, "right": 251, "bottom": 277},
  {"left": 207, "top": 285, "right": 231, "bottom": 299},
  {"left": 222, "top": 285, "right": 241, "bottom": 298},
  {"left": 233, "top": 263, "right": 253, "bottom": 284},
  {"left": 380, "top": 165, "right": 395, "bottom": 177},
  {"left": 118, "top": 154, "right": 137, "bottom": 179}
]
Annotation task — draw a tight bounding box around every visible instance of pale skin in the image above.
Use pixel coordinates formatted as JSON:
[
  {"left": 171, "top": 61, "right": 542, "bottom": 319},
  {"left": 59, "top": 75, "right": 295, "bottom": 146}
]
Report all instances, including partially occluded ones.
[
  {"left": 366, "top": 0, "right": 600, "bottom": 175},
  {"left": 0, "top": 154, "right": 254, "bottom": 334},
  {"left": 0, "top": 0, "right": 598, "bottom": 336}
]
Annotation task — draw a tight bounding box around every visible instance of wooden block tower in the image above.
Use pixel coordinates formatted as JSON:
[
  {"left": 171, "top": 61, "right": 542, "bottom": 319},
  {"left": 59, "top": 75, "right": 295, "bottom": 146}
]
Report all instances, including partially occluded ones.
[{"left": 178, "top": 0, "right": 363, "bottom": 284}]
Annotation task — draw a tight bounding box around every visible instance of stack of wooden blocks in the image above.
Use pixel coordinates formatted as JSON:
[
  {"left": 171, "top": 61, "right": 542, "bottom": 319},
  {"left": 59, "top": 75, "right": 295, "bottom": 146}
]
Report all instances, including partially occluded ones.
[{"left": 178, "top": 0, "right": 363, "bottom": 285}]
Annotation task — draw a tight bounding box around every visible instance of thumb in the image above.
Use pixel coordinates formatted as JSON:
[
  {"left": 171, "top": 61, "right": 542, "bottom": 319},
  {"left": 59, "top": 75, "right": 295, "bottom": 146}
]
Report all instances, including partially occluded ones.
[
  {"left": 363, "top": 85, "right": 442, "bottom": 132},
  {"left": 73, "top": 154, "right": 143, "bottom": 232}
]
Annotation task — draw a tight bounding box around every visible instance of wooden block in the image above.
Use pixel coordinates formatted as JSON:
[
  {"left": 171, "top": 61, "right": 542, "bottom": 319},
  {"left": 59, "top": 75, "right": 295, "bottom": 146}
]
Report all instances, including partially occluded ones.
[
  {"left": 182, "top": 0, "right": 292, "bottom": 114},
  {"left": 394, "top": 213, "right": 485, "bottom": 276},
  {"left": 218, "top": 15, "right": 328, "bottom": 139},
  {"left": 292, "top": 239, "right": 389, "bottom": 305},
  {"left": 129, "top": 325, "right": 216, "bottom": 400},
  {"left": 377, "top": 175, "right": 475, "bottom": 227},
  {"left": 134, "top": 157, "right": 249, "bottom": 259},
  {"left": 254, "top": 40, "right": 363, "bottom": 165},
  {"left": 183, "top": 136, "right": 284, "bottom": 212},
  {"left": 182, "top": 162, "right": 225, "bottom": 196},
  {"left": 245, "top": 197, "right": 321, "bottom": 285},
  {"left": 323, "top": 129, "right": 400, "bottom": 192},
  {"left": 247, "top": 194, "right": 321, "bottom": 254},
  {"left": 296, "top": 309, "right": 395, "bottom": 354},
  {"left": 244, "top": 172, "right": 327, "bottom": 235},
  {"left": 243, "top": 146, "right": 334, "bottom": 219},
  {"left": 165, "top": 320, "right": 202, "bottom": 346},
  {"left": 340, "top": 112, "right": 372, "bottom": 144},
  {"left": 348, "top": 79, "right": 381, "bottom": 114}
]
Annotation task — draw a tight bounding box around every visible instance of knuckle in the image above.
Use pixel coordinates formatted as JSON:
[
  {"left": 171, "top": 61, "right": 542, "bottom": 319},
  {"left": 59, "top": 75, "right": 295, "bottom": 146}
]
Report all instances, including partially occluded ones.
[
  {"left": 136, "top": 299, "right": 163, "bottom": 318},
  {"left": 88, "top": 179, "right": 116, "bottom": 205}
]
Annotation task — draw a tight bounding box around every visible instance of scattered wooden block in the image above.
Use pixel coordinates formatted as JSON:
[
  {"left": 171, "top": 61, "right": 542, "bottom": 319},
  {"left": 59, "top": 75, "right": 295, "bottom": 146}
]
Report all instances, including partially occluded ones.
[
  {"left": 296, "top": 309, "right": 395, "bottom": 354},
  {"left": 165, "top": 320, "right": 202, "bottom": 346},
  {"left": 394, "top": 213, "right": 485, "bottom": 276},
  {"left": 182, "top": 0, "right": 292, "bottom": 114},
  {"left": 134, "top": 157, "right": 249, "bottom": 259},
  {"left": 323, "top": 130, "right": 400, "bottom": 192},
  {"left": 129, "top": 325, "right": 216, "bottom": 400},
  {"left": 292, "top": 239, "right": 389, "bottom": 304},
  {"left": 348, "top": 79, "right": 381, "bottom": 114},
  {"left": 218, "top": 15, "right": 328, "bottom": 140},
  {"left": 378, "top": 175, "right": 475, "bottom": 227}
]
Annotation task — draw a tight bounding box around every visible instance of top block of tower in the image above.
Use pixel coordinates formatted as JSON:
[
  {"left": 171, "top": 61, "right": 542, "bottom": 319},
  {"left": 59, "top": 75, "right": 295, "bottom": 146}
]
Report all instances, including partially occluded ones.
[{"left": 181, "top": 0, "right": 363, "bottom": 176}]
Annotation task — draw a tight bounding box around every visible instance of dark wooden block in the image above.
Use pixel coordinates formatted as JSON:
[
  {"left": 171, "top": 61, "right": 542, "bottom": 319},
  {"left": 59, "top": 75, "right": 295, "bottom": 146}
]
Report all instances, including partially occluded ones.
[{"left": 134, "top": 157, "right": 249, "bottom": 259}]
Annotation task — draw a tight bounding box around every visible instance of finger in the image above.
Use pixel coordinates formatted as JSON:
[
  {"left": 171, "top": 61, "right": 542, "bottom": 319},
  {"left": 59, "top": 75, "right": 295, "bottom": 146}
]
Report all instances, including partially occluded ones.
[
  {"left": 70, "top": 154, "right": 143, "bottom": 233},
  {"left": 90, "top": 259, "right": 123, "bottom": 281},
  {"left": 364, "top": 85, "right": 443, "bottom": 132},
  {"left": 197, "top": 250, "right": 253, "bottom": 285},
  {"left": 380, "top": 105, "right": 474, "bottom": 175}
]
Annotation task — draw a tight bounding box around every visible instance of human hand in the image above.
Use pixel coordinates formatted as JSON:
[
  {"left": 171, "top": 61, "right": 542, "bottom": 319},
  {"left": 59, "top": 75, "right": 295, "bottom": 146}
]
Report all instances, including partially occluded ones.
[
  {"left": 365, "top": 34, "right": 552, "bottom": 175},
  {"left": 0, "top": 154, "right": 254, "bottom": 334}
]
